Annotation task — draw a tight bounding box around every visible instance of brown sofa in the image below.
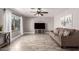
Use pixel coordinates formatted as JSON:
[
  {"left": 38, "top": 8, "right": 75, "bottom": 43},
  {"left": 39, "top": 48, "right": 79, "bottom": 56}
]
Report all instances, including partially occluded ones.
[{"left": 49, "top": 28, "right": 79, "bottom": 48}]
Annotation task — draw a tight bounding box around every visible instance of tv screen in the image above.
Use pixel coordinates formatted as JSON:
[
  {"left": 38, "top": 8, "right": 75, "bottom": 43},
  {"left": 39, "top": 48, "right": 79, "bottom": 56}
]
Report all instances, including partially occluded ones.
[{"left": 34, "top": 23, "right": 45, "bottom": 29}]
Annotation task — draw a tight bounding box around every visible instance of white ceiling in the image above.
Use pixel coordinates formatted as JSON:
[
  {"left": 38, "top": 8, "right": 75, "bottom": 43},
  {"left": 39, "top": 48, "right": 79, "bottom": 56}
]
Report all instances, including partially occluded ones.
[{"left": 11, "top": 8, "right": 69, "bottom": 17}]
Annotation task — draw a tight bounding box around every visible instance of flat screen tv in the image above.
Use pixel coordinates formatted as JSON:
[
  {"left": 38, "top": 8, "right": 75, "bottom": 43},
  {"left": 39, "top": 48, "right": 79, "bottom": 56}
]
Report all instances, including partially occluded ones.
[{"left": 34, "top": 23, "right": 45, "bottom": 29}]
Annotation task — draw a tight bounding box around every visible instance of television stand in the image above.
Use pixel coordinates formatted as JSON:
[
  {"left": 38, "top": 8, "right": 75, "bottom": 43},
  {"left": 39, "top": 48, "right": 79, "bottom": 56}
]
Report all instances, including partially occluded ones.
[{"left": 35, "top": 29, "right": 45, "bottom": 34}]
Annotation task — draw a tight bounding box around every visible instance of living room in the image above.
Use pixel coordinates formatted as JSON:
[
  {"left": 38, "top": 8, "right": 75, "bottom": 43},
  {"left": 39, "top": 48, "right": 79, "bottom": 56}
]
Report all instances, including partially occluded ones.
[{"left": 0, "top": 8, "right": 79, "bottom": 51}]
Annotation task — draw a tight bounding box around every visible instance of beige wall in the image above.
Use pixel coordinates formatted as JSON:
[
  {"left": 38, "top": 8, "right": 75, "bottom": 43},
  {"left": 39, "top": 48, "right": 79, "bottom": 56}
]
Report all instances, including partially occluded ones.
[
  {"left": 23, "top": 17, "right": 54, "bottom": 33},
  {"left": 54, "top": 8, "right": 79, "bottom": 30},
  {"left": 23, "top": 8, "right": 79, "bottom": 33},
  {"left": 0, "top": 9, "right": 4, "bottom": 26}
]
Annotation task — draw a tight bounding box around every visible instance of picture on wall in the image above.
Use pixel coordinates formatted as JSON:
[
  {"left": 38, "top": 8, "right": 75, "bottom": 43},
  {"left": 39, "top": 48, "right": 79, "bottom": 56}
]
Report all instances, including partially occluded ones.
[
  {"left": 60, "top": 14, "right": 73, "bottom": 28},
  {"left": 60, "top": 16, "right": 65, "bottom": 26}
]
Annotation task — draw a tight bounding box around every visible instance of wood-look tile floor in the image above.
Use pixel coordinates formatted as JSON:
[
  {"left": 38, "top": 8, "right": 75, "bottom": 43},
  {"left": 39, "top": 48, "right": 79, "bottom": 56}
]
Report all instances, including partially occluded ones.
[{"left": 0, "top": 34, "right": 78, "bottom": 51}]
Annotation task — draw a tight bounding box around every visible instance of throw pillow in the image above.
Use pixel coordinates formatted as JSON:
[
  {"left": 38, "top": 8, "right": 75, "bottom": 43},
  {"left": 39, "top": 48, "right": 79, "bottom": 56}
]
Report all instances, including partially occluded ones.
[{"left": 63, "top": 30, "right": 70, "bottom": 36}]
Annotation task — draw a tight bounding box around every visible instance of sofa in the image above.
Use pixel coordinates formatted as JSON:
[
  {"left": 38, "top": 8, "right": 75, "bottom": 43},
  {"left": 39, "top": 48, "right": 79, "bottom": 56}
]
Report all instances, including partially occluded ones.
[
  {"left": 0, "top": 32, "right": 10, "bottom": 48},
  {"left": 48, "top": 28, "right": 79, "bottom": 48}
]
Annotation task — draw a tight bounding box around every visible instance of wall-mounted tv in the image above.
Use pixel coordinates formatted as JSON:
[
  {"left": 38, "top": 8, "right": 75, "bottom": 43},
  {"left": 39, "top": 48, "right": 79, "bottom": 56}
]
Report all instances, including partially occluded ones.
[{"left": 34, "top": 23, "right": 45, "bottom": 29}]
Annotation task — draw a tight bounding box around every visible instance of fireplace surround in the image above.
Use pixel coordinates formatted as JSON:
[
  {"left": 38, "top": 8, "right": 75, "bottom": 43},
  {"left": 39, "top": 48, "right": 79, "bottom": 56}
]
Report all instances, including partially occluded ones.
[{"left": 34, "top": 23, "right": 46, "bottom": 33}]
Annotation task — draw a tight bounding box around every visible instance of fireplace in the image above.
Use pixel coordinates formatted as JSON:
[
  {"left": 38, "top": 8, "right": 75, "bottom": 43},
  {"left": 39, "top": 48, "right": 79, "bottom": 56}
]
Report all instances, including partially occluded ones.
[{"left": 34, "top": 23, "right": 46, "bottom": 33}]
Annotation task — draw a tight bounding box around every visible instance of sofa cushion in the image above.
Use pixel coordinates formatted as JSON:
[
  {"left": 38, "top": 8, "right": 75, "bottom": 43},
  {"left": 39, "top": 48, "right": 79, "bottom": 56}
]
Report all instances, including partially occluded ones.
[{"left": 0, "top": 34, "right": 4, "bottom": 45}]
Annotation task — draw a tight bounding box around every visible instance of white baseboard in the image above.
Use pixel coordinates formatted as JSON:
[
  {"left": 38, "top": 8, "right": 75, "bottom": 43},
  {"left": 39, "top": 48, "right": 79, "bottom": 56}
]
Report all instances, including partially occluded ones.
[
  {"left": 11, "top": 34, "right": 23, "bottom": 42},
  {"left": 24, "top": 32, "right": 35, "bottom": 35}
]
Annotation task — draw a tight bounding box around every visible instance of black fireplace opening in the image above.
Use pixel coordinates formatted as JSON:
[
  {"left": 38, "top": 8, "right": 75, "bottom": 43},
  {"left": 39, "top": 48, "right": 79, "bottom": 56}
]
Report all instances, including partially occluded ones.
[
  {"left": 34, "top": 23, "right": 46, "bottom": 33},
  {"left": 34, "top": 23, "right": 45, "bottom": 29}
]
